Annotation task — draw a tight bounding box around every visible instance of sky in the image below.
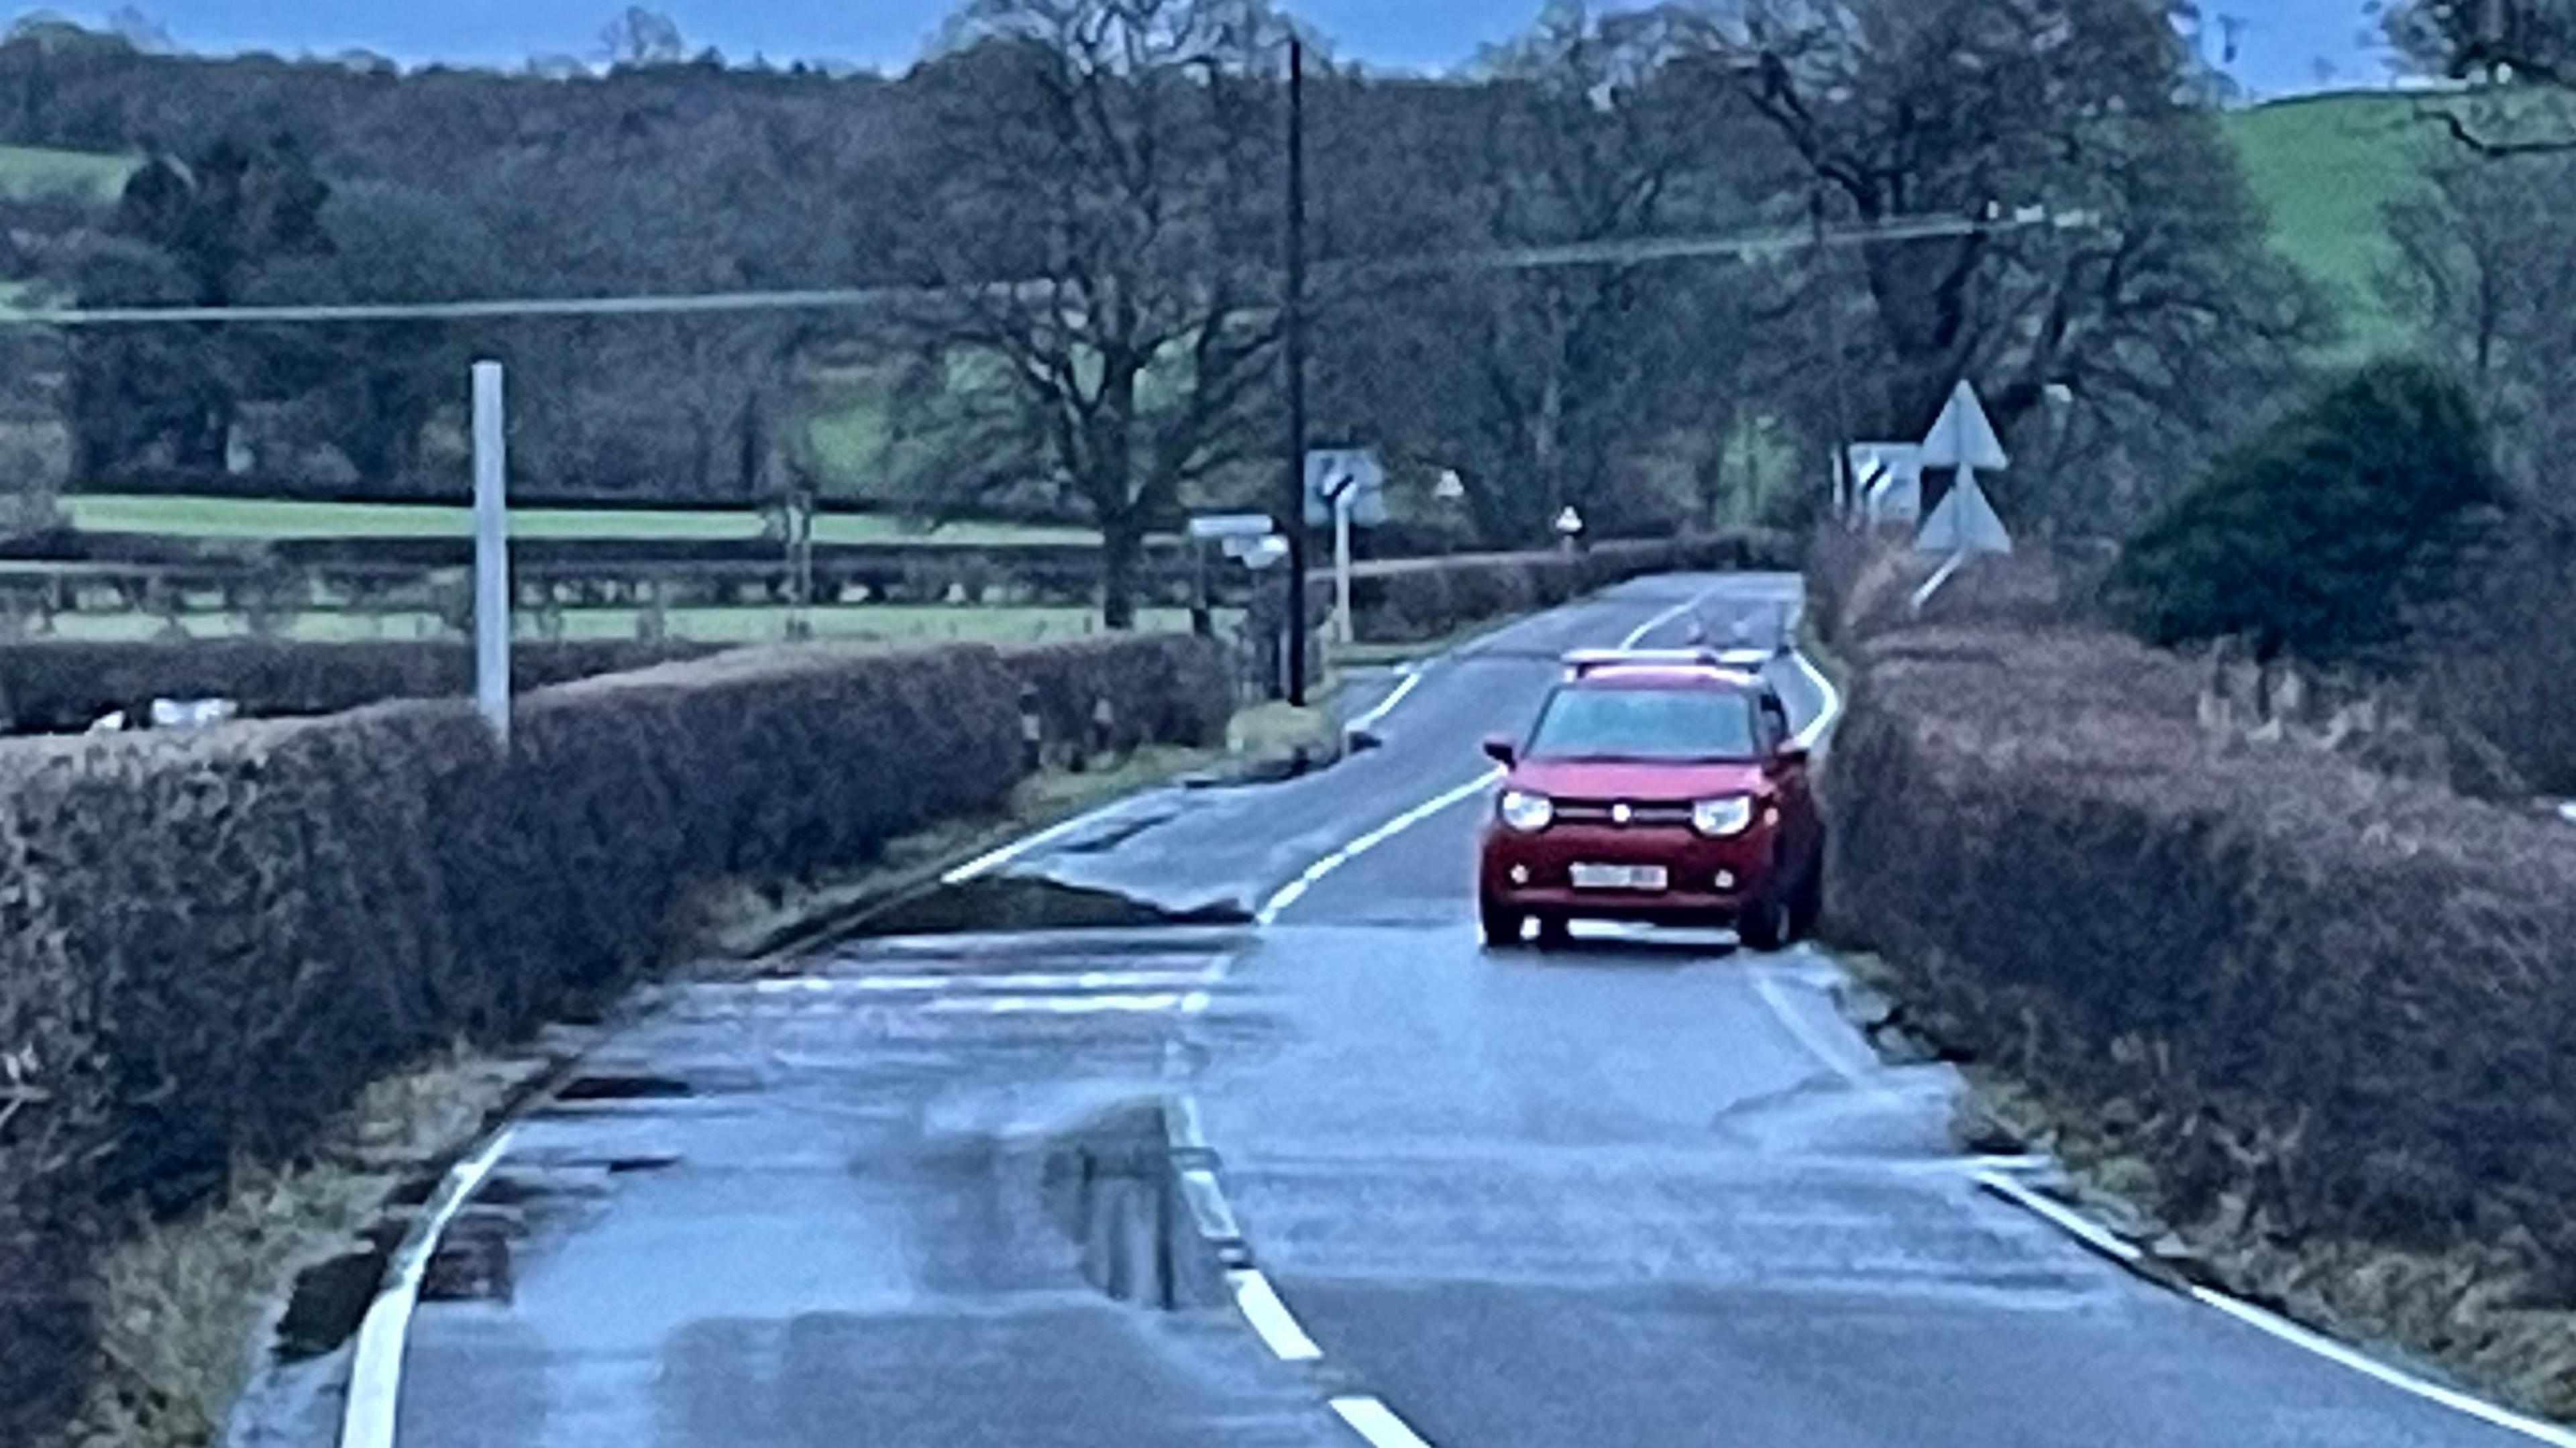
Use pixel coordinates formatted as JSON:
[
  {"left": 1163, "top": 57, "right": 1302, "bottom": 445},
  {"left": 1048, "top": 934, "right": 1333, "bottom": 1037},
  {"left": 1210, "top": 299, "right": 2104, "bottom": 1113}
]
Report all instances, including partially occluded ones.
[{"left": 52, "top": 1, "right": 2399, "bottom": 99}]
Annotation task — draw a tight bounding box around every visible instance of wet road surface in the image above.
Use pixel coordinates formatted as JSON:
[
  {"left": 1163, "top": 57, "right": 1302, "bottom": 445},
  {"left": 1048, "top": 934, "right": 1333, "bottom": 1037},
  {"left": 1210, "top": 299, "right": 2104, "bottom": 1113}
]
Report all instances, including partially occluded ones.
[{"left": 390, "top": 574, "right": 2540, "bottom": 1447}]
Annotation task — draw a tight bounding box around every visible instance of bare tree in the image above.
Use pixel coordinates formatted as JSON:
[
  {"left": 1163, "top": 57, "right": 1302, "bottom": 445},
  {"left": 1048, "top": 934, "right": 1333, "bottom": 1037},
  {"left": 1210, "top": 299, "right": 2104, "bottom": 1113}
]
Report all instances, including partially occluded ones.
[
  {"left": 883, "top": 0, "right": 1293, "bottom": 628},
  {"left": 2384, "top": 151, "right": 2576, "bottom": 500},
  {"left": 2385, "top": 0, "right": 2576, "bottom": 154},
  {"left": 599, "top": 7, "right": 686, "bottom": 68},
  {"left": 1687, "top": 0, "right": 2320, "bottom": 533}
]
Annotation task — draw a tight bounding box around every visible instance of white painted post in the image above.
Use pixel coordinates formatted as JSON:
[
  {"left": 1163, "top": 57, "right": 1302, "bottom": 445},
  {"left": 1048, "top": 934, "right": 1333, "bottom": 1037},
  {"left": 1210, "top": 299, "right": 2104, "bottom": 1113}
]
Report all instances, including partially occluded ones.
[
  {"left": 472, "top": 361, "right": 511, "bottom": 746},
  {"left": 1333, "top": 488, "right": 1354, "bottom": 647}
]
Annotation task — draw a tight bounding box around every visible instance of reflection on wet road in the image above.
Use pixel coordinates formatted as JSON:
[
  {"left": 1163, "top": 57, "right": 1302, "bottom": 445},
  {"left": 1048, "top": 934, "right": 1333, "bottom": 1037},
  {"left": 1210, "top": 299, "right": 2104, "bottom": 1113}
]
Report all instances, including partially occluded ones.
[{"left": 388, "top": 575, "right": 2542, "bottom": 1448}]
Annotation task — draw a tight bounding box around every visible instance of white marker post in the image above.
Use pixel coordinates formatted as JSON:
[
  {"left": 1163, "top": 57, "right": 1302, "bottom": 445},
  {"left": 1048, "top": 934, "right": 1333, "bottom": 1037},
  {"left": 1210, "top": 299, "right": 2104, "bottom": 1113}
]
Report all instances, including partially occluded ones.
[
  {"left": 471, "top": 361, "right": 511, "bottom": 746},
  {"left": 1333, "top": 483, "right": 1355, "bottom": 646}
]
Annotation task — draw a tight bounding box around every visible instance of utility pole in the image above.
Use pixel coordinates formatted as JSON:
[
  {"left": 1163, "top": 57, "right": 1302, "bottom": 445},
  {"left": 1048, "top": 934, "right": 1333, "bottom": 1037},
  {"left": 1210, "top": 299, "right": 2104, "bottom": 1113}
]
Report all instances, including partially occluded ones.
[
  {"left": 1809, "top": 182, "right": 1856, "bottom": 506},
  {"left": 1281, "top": 37, "right": 1310, "bottom": 707}
]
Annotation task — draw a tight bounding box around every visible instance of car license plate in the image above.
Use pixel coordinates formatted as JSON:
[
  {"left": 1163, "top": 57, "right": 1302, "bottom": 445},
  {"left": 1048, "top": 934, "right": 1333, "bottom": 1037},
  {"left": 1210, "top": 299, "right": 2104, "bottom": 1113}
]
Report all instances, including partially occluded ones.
[{"left": 1570, "top": 863, "right": 1668, "bottom": 892}]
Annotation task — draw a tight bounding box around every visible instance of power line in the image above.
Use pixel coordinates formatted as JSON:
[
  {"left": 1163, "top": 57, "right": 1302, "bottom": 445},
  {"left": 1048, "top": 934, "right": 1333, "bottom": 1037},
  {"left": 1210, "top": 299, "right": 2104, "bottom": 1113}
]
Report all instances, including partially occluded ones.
[{"left": 0, "top": 210, "right": 2086, "bottom": 329}]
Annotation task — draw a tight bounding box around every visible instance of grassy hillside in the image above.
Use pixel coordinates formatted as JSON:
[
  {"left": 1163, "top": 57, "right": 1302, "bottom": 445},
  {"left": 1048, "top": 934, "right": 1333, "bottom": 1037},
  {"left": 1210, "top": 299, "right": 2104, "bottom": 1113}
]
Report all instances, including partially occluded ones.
[
  {"left": 2223, "top": 91, "right": 2436, "bottom": 361},
  {"left": 0, "top": 142, "right": 134, "bottom": 200}
]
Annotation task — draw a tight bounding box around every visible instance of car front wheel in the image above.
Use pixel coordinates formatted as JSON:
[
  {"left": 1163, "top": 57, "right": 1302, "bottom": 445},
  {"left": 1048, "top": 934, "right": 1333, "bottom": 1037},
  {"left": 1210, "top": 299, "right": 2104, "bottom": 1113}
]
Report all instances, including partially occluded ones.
[
  {"left": 1735, "top": 893, "right": 1791, "bottom": 952},
  {"left": 1480, "top": 901, "right": 1526, "bottom": 949}
]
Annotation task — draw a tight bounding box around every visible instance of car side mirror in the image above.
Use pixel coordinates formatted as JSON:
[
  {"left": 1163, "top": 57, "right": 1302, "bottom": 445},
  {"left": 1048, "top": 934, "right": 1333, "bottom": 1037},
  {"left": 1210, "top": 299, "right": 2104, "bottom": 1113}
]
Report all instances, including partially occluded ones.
[{"left": 1482, "top": 735, "right": 1517, "bottom": 767}]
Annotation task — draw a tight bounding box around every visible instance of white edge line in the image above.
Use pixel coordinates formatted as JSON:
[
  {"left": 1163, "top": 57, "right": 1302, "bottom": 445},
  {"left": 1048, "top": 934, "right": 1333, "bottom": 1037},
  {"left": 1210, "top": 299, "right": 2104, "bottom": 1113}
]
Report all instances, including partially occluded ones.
[
  {"left": 1790, "top": 649, "right": 1843, "bottom": 751},
  {"left": 2187, "top": 1288, "right": 2576, "bottom": 1447},
  {"left": 1330, "top": 1396, "right": 1439, "bottom": 1448},
  {"left": 1255, "top": 769, "right": 1502, "bottom": 927},
  {"left": 1978, "top": 1170, "right": 2576, "bottom": 1447},
  {"left": 1229, "top": 1268, "right": 1325, "bottom": 1361},
  {"left": 1973, "top": 1168, "right": 2143, "bottom": 1266},
  {"left": 1349, "top": 669, "right": 1425, "bottom": 732},
  {"left": 1751, "top": 972, "right": 1901, "bottom": 1106},
  {"left": 339, "top": 1126, "right": 518, "bottom": 1448},
  {"left": 941, "top": 798, "right": 1141, "bottom": 885}
]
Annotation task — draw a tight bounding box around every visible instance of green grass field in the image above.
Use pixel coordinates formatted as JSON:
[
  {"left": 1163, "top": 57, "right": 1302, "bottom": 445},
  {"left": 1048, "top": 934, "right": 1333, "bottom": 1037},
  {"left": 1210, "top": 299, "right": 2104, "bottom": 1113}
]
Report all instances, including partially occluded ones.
[
  {"left": 61, "top": 494, "right": 1100, "bottom": 548},
  {"left": 2223, "top": 92, "right": 2438, "bottom": 361},
  {"left": 33, "top": 603, "right": 1203, "bottom": 647},
  {"left": 0, "top": 142, "right": 135, "bottom": 201}
]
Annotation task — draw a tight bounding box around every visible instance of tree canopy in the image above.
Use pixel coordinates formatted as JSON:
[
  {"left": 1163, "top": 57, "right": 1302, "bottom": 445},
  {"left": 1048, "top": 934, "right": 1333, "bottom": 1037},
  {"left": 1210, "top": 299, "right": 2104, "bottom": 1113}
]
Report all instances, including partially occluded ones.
[{"left": 2110, "top": 359, "right": 2503, "bottom": 662}]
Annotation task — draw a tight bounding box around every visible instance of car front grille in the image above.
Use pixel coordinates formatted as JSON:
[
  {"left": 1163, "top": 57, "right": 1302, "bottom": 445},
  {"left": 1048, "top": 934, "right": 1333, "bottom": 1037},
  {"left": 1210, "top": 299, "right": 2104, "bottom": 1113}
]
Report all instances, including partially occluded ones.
[{"left": 1553, "top": 799, "right": 1694, "bottom": 829}]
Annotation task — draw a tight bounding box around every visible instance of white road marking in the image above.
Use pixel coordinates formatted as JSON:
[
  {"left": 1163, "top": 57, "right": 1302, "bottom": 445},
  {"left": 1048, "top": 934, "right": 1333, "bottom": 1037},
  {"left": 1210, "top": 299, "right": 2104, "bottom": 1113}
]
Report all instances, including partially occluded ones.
[
  {"left": 1177, "top": 1167, "right": 1244, "bottom": 1242},
  {"left": 777, "top": 970, "right": 1218, "bottom": 995},
  {"left": 1752, "top": 970, "right": 1905, "bottom": 1108},
  {"left": 1789, "top": 650, "right": 1843, "bottom": 750},
  {"left": 1974, "top": 1169, "right": 2145, "bottom": 1266},
  {"left": 1350, "top": 669, "right": 1425, "bottom": 732},
  {"left": 1230, "top": 1269, "right": 1326, "bottom": 1361},
  {"left": 2185, "top": 1290, "right": 2576, "bottom": 1447},
  {"left": 922, "top": 992, "right": 1189, "bottom": 1016},
  {"left": 1330, "top": 1396, "right": 1440, "bottom": 1448},
  {"left": 1620, "top": 595, "right": 1707, "bottom": 649},
  {"left": 339, "top": 1127, "right": 518, "bottom": 1448},
  {"left": 1165, "top": 1093, "right": 1209, "bottom": 1151},
  {"left": 1978, "top": 1170, "right": 2576, "bottom": 1448},
  {"left": 1255, "top": 770, "right": 1503, "bottom": 926},
  {"left": 941, "top": 799, "right": 1150, "bottom": 885}
]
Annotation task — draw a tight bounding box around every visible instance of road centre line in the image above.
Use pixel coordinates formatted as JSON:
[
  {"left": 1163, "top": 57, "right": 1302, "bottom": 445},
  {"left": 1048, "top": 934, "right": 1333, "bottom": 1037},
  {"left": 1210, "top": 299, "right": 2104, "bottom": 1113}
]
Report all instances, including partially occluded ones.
[
  {"left": 1620, "top": 595, "right": 1707, "bottom": 649},
  {"left": 1254, "top": 770, "right": 1503, "bottom": 926},
  {"left": 1230, "top": 1269, "right": 1326, "bottom": 1361},
  {"left": 1330, "top": 1396, "right": 1440, "bottom": 1448},
  {"left": 1350, "top": 669, "right": 1426, "bottom": 732},
  {"left": 340, "top": 1127, "right": 518, "bottom": 1448}
]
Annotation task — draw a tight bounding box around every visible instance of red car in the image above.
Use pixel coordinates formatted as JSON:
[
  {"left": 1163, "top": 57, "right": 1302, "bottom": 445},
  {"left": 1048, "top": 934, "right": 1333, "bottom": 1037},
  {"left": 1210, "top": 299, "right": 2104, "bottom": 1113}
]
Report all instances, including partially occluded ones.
[{"left": 1478, "top": 650, "right": 1823, "bottom": 951}]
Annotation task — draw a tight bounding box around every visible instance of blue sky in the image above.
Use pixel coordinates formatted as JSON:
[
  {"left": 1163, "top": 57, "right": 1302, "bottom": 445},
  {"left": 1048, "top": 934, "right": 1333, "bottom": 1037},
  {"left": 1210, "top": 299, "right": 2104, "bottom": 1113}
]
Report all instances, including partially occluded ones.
[{"left": 58, "top": 2, "right": 2397, "bottom": 97}]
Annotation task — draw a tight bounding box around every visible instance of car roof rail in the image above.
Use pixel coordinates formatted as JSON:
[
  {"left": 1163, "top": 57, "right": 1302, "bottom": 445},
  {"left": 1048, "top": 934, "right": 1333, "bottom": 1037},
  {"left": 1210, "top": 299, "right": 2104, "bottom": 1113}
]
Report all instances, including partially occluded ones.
[{"left": 1562, "top": 647, "right": 1735, "bottom": 679}]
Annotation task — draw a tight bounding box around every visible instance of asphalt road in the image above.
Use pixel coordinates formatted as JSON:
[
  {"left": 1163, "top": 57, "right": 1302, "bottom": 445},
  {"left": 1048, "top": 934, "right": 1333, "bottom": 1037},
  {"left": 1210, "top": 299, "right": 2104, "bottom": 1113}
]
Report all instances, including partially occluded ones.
[{"left": 386, "top": 574, "right": 2540, "bottom": 1448}]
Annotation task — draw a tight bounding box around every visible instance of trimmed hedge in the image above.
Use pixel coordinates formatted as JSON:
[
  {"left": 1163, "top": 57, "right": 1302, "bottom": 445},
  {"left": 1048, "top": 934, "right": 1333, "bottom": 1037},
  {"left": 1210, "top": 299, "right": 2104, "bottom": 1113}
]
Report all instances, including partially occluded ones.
[
  {"left": 1824, "top": 551, "right": 2576, "bottom": 1274},
  {"left": 0, "top": 638, "right": 719, "bottom": 736},
  {"left": 0, "top": 632, "right": 1228, "bottom": 1443},
  {"left": 1342, "top": 531, "right": 1803, "bottom": 643}
]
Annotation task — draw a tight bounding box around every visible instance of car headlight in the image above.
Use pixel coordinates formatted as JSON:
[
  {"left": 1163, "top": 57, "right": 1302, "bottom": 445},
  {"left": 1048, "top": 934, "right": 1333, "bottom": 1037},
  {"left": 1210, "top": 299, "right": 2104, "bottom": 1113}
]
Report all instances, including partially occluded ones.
[
  {"left": 1498, "top": 789, "right": 1554, "bottom": 834},
  {"left": 1692, "top": 795, "right": 1756, "bottom": 838}
]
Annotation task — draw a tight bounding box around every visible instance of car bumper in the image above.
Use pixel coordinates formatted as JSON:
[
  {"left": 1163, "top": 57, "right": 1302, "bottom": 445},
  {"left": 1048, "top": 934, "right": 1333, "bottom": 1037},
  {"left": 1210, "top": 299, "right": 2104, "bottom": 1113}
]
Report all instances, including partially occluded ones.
[{"left": 1480, "top": 824, "right": 1777, "bottom": 917}]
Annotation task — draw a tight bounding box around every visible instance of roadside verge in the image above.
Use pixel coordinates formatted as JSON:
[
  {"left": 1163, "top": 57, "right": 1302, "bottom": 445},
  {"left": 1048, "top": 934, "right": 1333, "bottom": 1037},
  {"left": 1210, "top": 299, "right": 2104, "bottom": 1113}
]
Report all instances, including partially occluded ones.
[{"left": 1813, "top": 538, "right": 2576, "bottom": 1423}]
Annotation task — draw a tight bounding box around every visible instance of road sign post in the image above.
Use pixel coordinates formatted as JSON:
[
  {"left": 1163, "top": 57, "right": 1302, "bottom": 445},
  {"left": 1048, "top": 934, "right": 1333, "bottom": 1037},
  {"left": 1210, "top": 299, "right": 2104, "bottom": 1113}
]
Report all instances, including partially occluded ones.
[
  {"left": 1304, "top": 450, "right": 1385, "bottom": 647},
  {"left": 471, "top": 361, "right": 510, "bottom": 747},
  {"left": 1334, "top": 486, "right": 1355, "bottom": 645}
]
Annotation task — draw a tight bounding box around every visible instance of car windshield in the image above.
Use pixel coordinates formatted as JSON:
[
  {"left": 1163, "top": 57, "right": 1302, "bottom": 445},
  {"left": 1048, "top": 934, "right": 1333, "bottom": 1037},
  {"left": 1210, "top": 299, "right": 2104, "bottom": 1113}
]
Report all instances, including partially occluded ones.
[{"left": 1526, "top": 687, "right": 1760, "bottom": 762}]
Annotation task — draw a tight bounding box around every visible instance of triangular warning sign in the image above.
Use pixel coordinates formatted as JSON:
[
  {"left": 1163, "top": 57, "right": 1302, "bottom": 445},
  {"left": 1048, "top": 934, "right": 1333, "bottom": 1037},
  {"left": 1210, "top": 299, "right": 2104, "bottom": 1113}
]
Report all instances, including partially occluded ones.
[
  {"left": 1919, "top": 381, "right": 2010, "bottom": 471},
  {"left": 1917, "top": 471, "right": 2013, "bottom": 555}
]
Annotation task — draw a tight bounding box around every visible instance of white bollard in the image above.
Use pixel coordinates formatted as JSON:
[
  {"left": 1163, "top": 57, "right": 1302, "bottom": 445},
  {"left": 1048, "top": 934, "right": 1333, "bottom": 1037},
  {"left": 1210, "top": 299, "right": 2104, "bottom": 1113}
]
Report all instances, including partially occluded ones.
[{"left": 472, "top": 361, "right": 511, "bottom": 747}]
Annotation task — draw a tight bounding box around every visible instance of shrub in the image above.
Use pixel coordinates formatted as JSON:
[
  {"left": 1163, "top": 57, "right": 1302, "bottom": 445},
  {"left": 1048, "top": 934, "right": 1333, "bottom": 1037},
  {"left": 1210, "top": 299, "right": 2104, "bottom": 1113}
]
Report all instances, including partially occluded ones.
[
  {"left": 0, "top": 631, "right": 1228, "bottom": 1442},
  {"left": 0, "top": 638, "right": 718, "bottom": 735},
  {"left": 2110, "top": 359, "right": 2501, "bottom": 663},
  {"left": 1826, "top": 560, "right": 2576, "bottom": 1275},
  {"left": 1342, "top": 531, "right": 1800, "bottom": 643}
]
